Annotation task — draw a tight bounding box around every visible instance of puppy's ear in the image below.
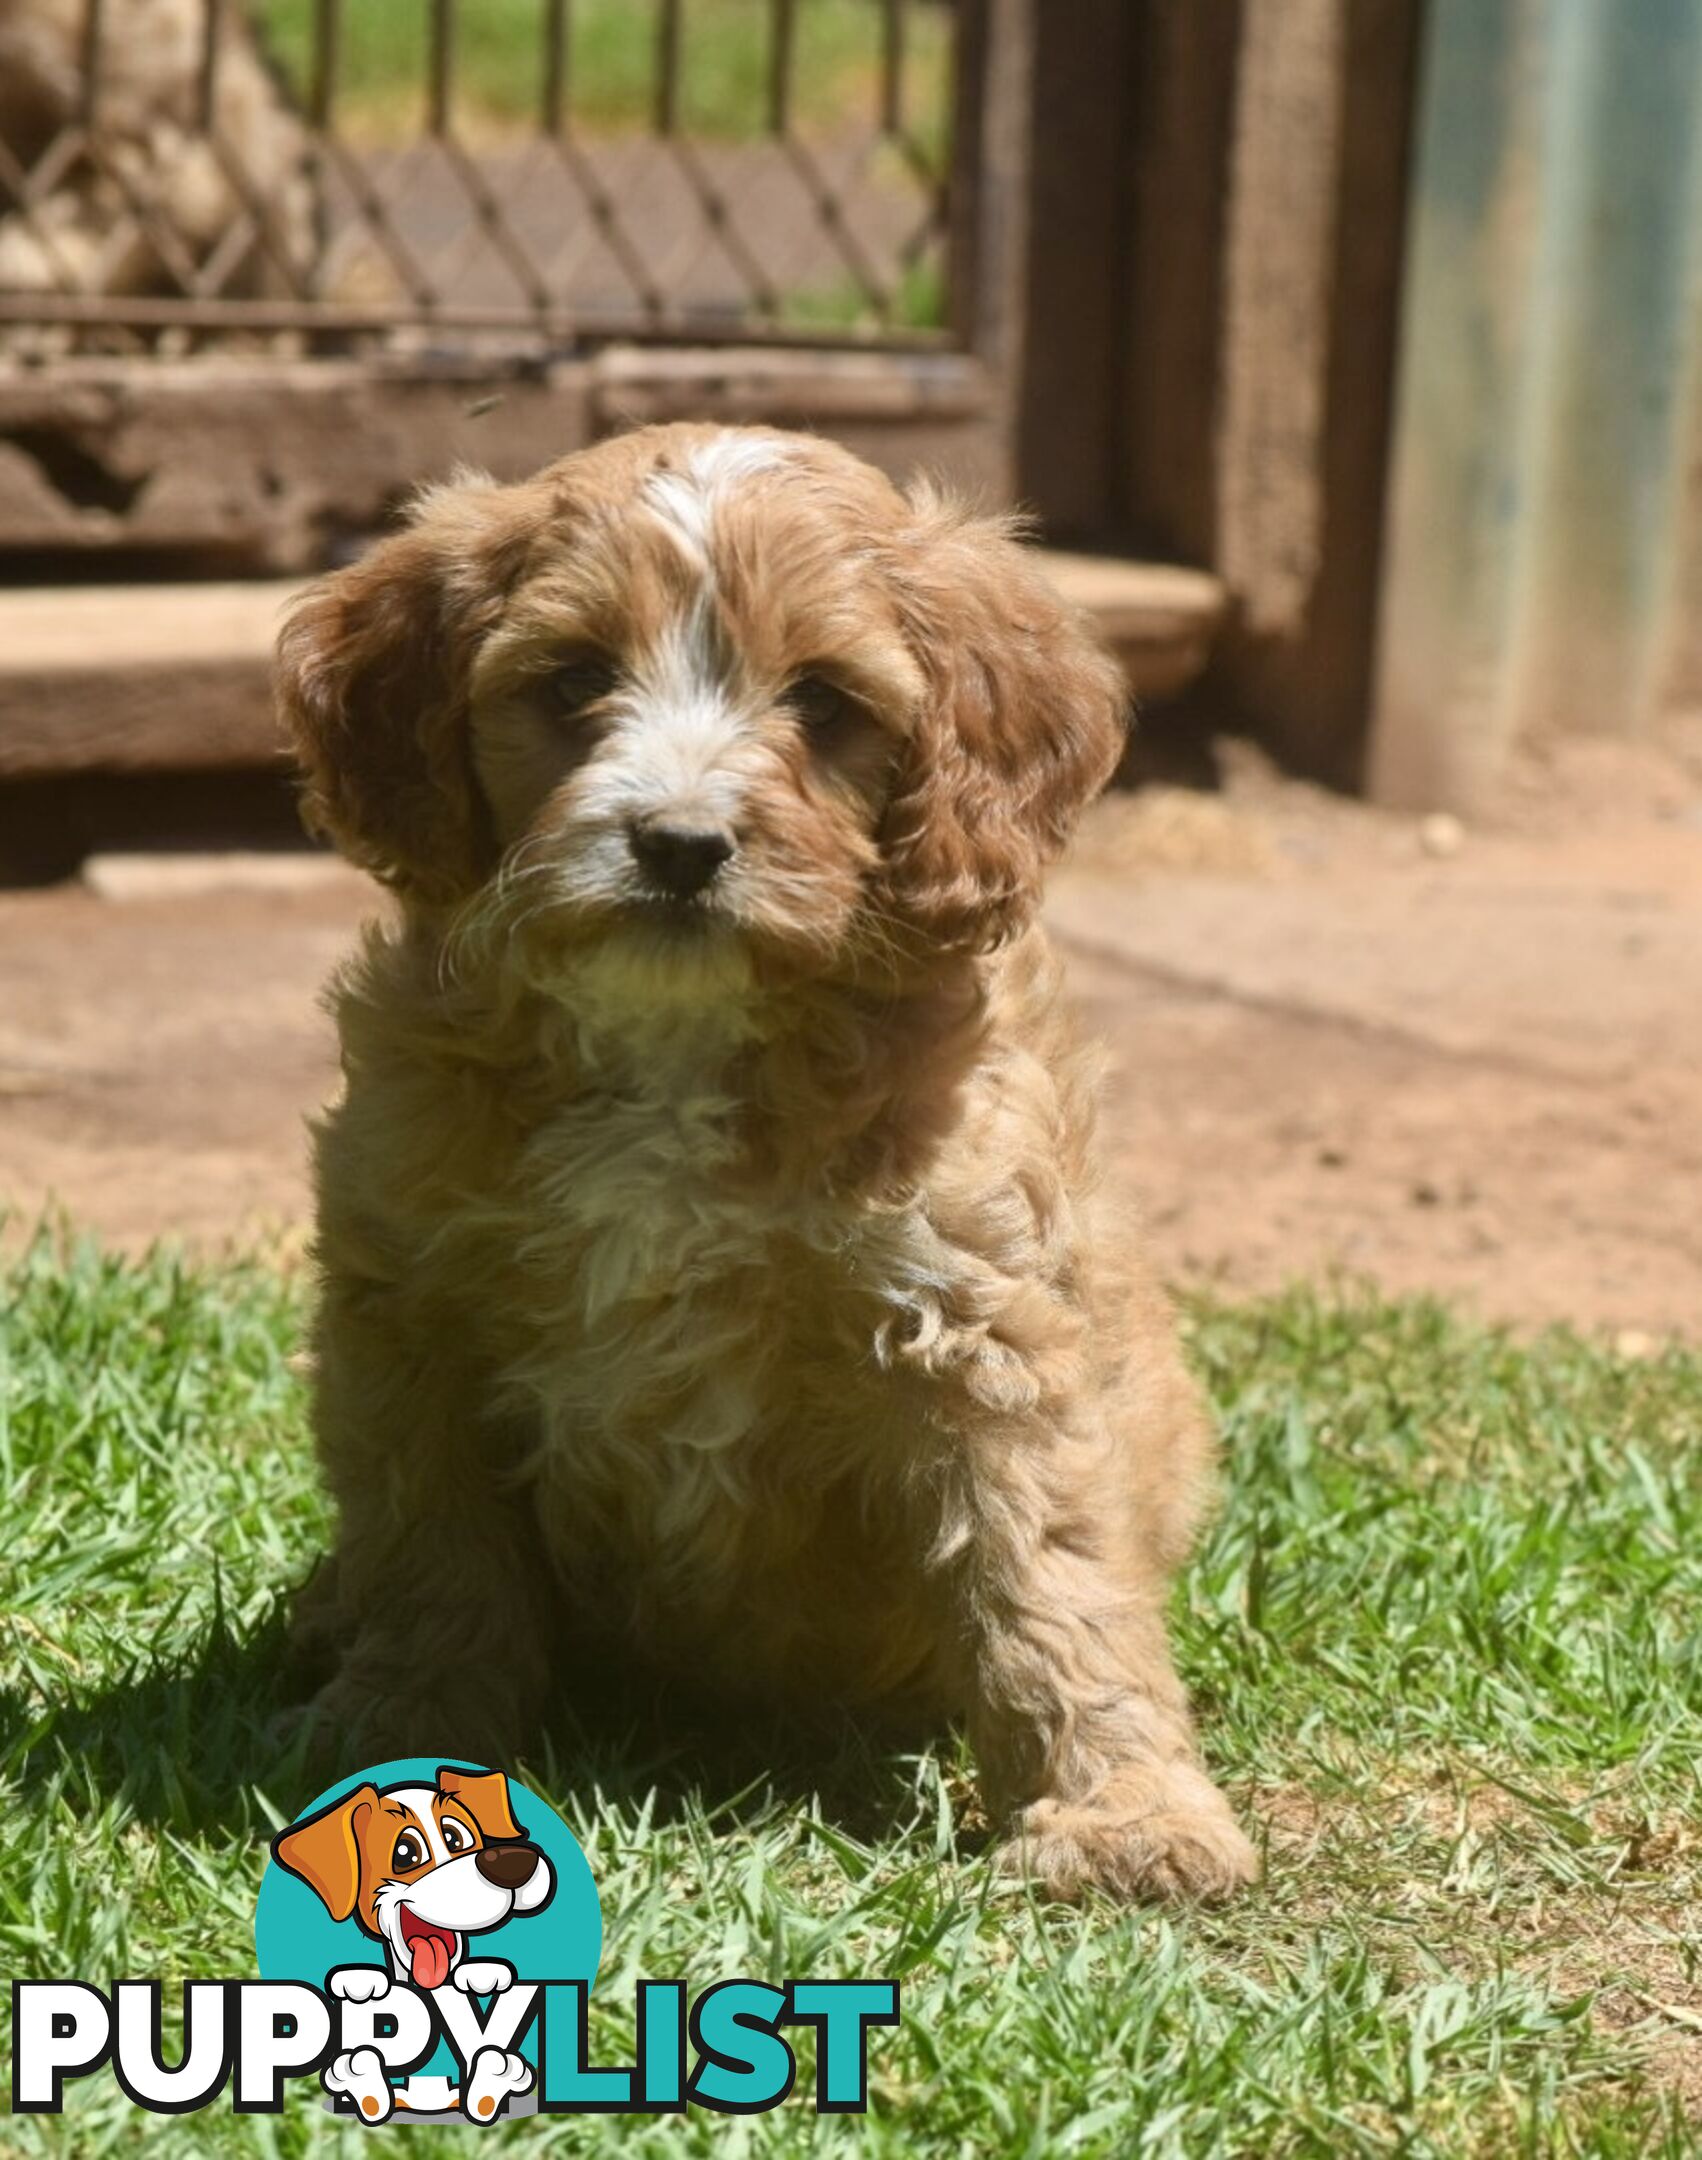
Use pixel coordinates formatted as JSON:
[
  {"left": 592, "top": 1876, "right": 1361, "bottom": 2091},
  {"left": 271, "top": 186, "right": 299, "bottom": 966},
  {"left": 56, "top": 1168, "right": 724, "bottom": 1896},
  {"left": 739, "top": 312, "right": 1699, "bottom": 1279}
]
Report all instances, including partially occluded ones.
[
  {"left": 437, "top": 1765, "right": 524, "bottom": 1843},
  {"left": 272, "top": 1784, "right": 377, "bottom": 1922},
  {"left": 879, "top": 493, "right": 1129, "bottom": 952},
  {"left": 276, "top": 475, "right": 531, "bottom": 903}
]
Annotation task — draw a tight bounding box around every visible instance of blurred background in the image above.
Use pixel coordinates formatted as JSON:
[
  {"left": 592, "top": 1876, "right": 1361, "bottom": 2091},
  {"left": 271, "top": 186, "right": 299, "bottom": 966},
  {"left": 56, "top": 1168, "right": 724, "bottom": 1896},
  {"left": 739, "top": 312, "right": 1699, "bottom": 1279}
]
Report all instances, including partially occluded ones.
[{"left": 0, "top": 0, "right": 1697, "bottom": 1337}]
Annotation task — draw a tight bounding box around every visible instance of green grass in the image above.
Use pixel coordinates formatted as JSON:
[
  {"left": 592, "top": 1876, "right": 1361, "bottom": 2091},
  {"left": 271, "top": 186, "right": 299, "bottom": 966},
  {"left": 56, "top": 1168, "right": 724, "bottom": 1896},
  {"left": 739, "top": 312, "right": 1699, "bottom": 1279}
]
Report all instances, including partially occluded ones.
[
  {"left": 777, "top": 256, "right": 944, "bottom": 333},
  {"left": 257, "top": 0, "right": 951, "bottom": 147},
  {"left": 3, "top": 1233, "right": 1699, "bottom": 2154}
]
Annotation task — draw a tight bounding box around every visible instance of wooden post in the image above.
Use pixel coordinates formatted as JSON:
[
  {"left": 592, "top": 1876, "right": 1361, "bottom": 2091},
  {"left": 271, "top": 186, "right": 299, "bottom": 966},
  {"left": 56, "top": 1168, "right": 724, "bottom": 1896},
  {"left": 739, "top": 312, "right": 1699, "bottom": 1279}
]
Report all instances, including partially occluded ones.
[
  {"left": 1014, "top": 0, "right": 1422, "bottom": 779},
  {"left": 1215, "top": 0, "right": 1423, "bottom": 787},
  {"left": 948, "top": 0, "right": 1035, "bottom": 499},
  {"left": 1013, "top": 0, "right": 1140, "bottom": 539}
]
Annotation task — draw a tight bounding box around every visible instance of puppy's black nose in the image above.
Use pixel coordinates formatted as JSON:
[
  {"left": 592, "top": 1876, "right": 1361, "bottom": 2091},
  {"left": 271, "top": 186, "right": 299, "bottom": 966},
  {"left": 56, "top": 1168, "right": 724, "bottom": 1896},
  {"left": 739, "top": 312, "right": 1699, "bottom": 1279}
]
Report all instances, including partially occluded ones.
[
  {"left": 629, "top": 821, "right": 734, "bottom": 900},
  {"left": 475, "top": 1842, "right": 541, "bottom": 1890}
]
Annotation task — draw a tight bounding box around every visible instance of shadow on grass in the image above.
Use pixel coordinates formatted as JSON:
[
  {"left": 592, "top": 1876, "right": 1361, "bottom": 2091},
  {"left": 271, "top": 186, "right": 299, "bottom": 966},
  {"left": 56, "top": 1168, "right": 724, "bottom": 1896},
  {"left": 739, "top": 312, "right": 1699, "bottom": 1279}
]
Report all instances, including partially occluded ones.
[{"left": 1, "top": 1599, "right": 970, "bottom": 1858}]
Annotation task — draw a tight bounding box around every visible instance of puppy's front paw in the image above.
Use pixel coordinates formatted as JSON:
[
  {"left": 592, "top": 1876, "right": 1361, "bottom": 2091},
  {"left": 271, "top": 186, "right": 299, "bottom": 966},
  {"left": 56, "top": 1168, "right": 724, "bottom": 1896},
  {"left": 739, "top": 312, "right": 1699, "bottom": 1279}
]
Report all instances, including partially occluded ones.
[
  {"left": 290, "top": 1677, "right": 429, "bottom": 1774},
  {"left": 999, "top": 1764, "right": 1258, "bottom": 1904},
  {"left": 454, "top": 1960, "right": 515, "bottom": 1997},
  {"left": 301, "top": 1666, "right": 514, "bottom": 1769},
  {"left": 329, "top": 1966, "right": 392, "bottom": 2005}
]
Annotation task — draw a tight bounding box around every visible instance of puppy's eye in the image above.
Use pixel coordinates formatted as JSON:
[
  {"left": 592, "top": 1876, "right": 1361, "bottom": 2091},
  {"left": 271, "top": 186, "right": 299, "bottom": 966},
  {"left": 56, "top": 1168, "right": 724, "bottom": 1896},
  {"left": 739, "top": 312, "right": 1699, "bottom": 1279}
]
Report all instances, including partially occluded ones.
[
  {"left": 441, "top": 1819, "right": 471, "bottom": 1854},
  {"left": 788, "top": 672, "right": 864, "bottom": 743},
  {"left": 545, "top": 652, "right": 619, "bottom": 718},
  {"left": 392, "top": 1830, "right": 427, "bottom": 1872}
]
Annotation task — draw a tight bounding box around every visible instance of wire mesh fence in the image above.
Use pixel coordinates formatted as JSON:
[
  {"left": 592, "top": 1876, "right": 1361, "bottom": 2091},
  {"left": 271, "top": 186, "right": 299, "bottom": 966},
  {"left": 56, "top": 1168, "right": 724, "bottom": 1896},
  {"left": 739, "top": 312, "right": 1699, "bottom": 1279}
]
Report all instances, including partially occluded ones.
[{"left": 0, "top": 0, "right": 964, "bottom": 351}]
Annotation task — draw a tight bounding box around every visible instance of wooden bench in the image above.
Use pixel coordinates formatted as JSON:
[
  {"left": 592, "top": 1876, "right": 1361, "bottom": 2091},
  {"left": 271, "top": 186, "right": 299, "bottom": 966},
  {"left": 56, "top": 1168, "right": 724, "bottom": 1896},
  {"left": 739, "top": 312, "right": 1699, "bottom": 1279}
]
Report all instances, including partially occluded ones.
[{"left": 0, "top": 555, "right": 1224, "bottom": 778}]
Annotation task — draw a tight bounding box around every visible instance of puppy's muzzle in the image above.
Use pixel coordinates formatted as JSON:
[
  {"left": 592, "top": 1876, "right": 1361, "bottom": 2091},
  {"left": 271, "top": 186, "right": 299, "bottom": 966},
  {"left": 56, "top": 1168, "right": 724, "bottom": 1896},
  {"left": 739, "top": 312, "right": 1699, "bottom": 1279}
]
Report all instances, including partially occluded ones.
[{"left": 475, "top": 1841, "right": 544, "bottom": 1891}]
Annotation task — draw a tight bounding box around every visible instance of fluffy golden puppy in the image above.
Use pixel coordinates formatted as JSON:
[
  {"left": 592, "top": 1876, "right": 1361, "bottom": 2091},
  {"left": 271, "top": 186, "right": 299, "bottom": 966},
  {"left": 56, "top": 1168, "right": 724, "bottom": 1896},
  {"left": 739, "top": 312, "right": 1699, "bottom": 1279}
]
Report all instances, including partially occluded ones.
[{"left": 278, "top": 423, "right": 1255, "bottom": 1903}]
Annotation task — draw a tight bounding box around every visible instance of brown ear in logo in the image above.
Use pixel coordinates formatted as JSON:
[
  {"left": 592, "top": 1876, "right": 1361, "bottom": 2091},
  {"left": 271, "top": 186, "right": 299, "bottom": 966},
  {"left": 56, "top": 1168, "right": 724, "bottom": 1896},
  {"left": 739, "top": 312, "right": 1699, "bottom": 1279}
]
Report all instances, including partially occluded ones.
[
  {"left": 437, "top": 1766, "right": 524, "bottom": 1844},
  {"left": 272, "top": 1784, "right": 379, "bottom": 1923}
]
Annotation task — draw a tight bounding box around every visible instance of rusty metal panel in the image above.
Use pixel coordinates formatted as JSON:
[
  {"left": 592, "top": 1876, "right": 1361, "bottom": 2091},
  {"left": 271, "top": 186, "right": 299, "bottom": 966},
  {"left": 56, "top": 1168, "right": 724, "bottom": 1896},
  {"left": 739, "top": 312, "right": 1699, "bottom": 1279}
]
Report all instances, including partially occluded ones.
[{"left": 1370, "top": 0, "right": 1702, "bottom": 809}]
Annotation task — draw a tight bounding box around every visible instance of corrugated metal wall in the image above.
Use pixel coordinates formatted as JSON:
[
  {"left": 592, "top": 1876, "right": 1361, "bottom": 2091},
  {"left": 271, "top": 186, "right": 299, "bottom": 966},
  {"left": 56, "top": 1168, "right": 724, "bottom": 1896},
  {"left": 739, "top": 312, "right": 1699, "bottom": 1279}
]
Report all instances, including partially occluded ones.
[{"left": 1370, "top": 0, "right": 1702, "bottom": 810}]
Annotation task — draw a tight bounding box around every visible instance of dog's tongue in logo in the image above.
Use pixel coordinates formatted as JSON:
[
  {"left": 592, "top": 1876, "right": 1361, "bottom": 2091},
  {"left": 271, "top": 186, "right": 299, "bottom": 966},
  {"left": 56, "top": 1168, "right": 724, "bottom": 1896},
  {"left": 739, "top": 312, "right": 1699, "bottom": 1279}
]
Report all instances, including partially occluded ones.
[{"left": 399, "top": 1910, "right": 455, "bottom": 1991}]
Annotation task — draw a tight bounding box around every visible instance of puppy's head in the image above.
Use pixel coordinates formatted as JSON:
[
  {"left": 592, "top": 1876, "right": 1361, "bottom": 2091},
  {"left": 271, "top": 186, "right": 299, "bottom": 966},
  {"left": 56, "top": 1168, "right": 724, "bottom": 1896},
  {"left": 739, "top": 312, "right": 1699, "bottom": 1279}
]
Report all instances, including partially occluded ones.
[
  {"left": 272, "top": 1765, "right": 553, "bottom": 1990},
  {"left": 279, "top": 424, "right": 1127, "bottom": 990}
]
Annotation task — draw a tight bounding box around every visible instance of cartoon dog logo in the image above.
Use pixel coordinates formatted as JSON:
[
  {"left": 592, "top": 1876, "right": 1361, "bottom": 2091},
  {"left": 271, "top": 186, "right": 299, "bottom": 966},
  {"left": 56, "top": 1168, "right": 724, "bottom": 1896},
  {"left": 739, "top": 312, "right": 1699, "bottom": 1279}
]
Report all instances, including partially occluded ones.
[{"left": 273, "top": 1765, "right": 554, "bottom": 2123}]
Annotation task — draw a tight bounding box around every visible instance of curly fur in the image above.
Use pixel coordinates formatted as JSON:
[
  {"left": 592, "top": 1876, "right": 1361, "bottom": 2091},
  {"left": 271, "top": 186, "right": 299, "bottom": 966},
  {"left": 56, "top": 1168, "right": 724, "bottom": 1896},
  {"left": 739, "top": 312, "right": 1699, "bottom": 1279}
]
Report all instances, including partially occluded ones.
[{"left": 278, "top": 423, "right": 1256, "bottom": 1904}]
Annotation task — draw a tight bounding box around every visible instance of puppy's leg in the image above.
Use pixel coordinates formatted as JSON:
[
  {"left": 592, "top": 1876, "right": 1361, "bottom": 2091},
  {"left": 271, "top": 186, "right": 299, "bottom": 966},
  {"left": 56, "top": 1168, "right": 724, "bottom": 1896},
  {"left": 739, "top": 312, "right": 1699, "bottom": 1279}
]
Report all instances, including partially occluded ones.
[
  {"left": 945, "top": 1423, "right": 1256, "bottom": 1903},
  {"left": 299, "top": 1286, "right": 552, "bottom": 1765}
]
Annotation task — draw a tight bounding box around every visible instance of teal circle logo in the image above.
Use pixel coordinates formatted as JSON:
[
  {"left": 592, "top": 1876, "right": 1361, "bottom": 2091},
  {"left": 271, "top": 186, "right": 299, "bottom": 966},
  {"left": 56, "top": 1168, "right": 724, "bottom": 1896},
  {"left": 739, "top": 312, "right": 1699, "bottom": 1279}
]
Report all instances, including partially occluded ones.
[{"left": 255, "top": 1759, "right": 600, "bottom": 2120}]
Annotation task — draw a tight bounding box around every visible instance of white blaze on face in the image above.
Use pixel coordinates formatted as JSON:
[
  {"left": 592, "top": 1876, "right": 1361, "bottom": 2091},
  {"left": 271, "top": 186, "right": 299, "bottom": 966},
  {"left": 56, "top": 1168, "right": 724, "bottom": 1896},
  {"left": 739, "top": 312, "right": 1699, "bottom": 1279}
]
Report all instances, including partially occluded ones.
[
  {"left": 573, "top": 435, "right": 791, "bottom": 834},
  {"left": 575, "top": 613, "right": 749, "bottom": 833},
  {"left": 643, "top": 433, "right": 786, "bottom": 571}
]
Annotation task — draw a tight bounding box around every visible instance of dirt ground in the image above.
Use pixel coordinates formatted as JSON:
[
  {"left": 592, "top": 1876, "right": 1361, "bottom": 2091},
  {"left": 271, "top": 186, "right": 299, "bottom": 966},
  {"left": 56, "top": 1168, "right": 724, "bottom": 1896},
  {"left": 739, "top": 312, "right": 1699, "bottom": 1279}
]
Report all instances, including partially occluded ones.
[{"left": 3, "top": 732, "right": 1698, "bottom": 1339}]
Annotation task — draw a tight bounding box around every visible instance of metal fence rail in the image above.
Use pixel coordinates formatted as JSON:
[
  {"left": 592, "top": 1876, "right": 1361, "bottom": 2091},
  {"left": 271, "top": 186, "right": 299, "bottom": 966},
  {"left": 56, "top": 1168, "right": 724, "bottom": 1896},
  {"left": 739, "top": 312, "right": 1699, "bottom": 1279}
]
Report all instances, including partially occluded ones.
[{"left": 0, "top": 0, "right": 962, "bottom": 350}]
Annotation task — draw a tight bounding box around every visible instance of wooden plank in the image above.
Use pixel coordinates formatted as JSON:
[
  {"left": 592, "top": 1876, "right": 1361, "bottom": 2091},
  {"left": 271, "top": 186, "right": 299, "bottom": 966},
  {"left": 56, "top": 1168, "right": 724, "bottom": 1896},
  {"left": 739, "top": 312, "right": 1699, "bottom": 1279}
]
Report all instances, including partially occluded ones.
[
  {"left": 0, "top": 581, "right": 300, "bottom": 673},
  {"left": 0, "top": 360, "right": 595, "bottom": 573},
  {"left": 587, "top": 346, "right": 1006, "bottom": 503},
  {"left": 0, "top": 553, "right": 1224, "bottom": 779},
  {"left": 1042, "top": 555, "right": 1226, "bottom": 700},
  {"left": 0, "top": 581, "right": 297, "bottom": 777},
  {"left": 0, "top": 660, "right": 281, "bottom": 777},
  {"left": 588, "top": 345, "right": 993, "bottom": 424},
  {"left": 0, "top": 349, "right": 999, "bottom": 576}
]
